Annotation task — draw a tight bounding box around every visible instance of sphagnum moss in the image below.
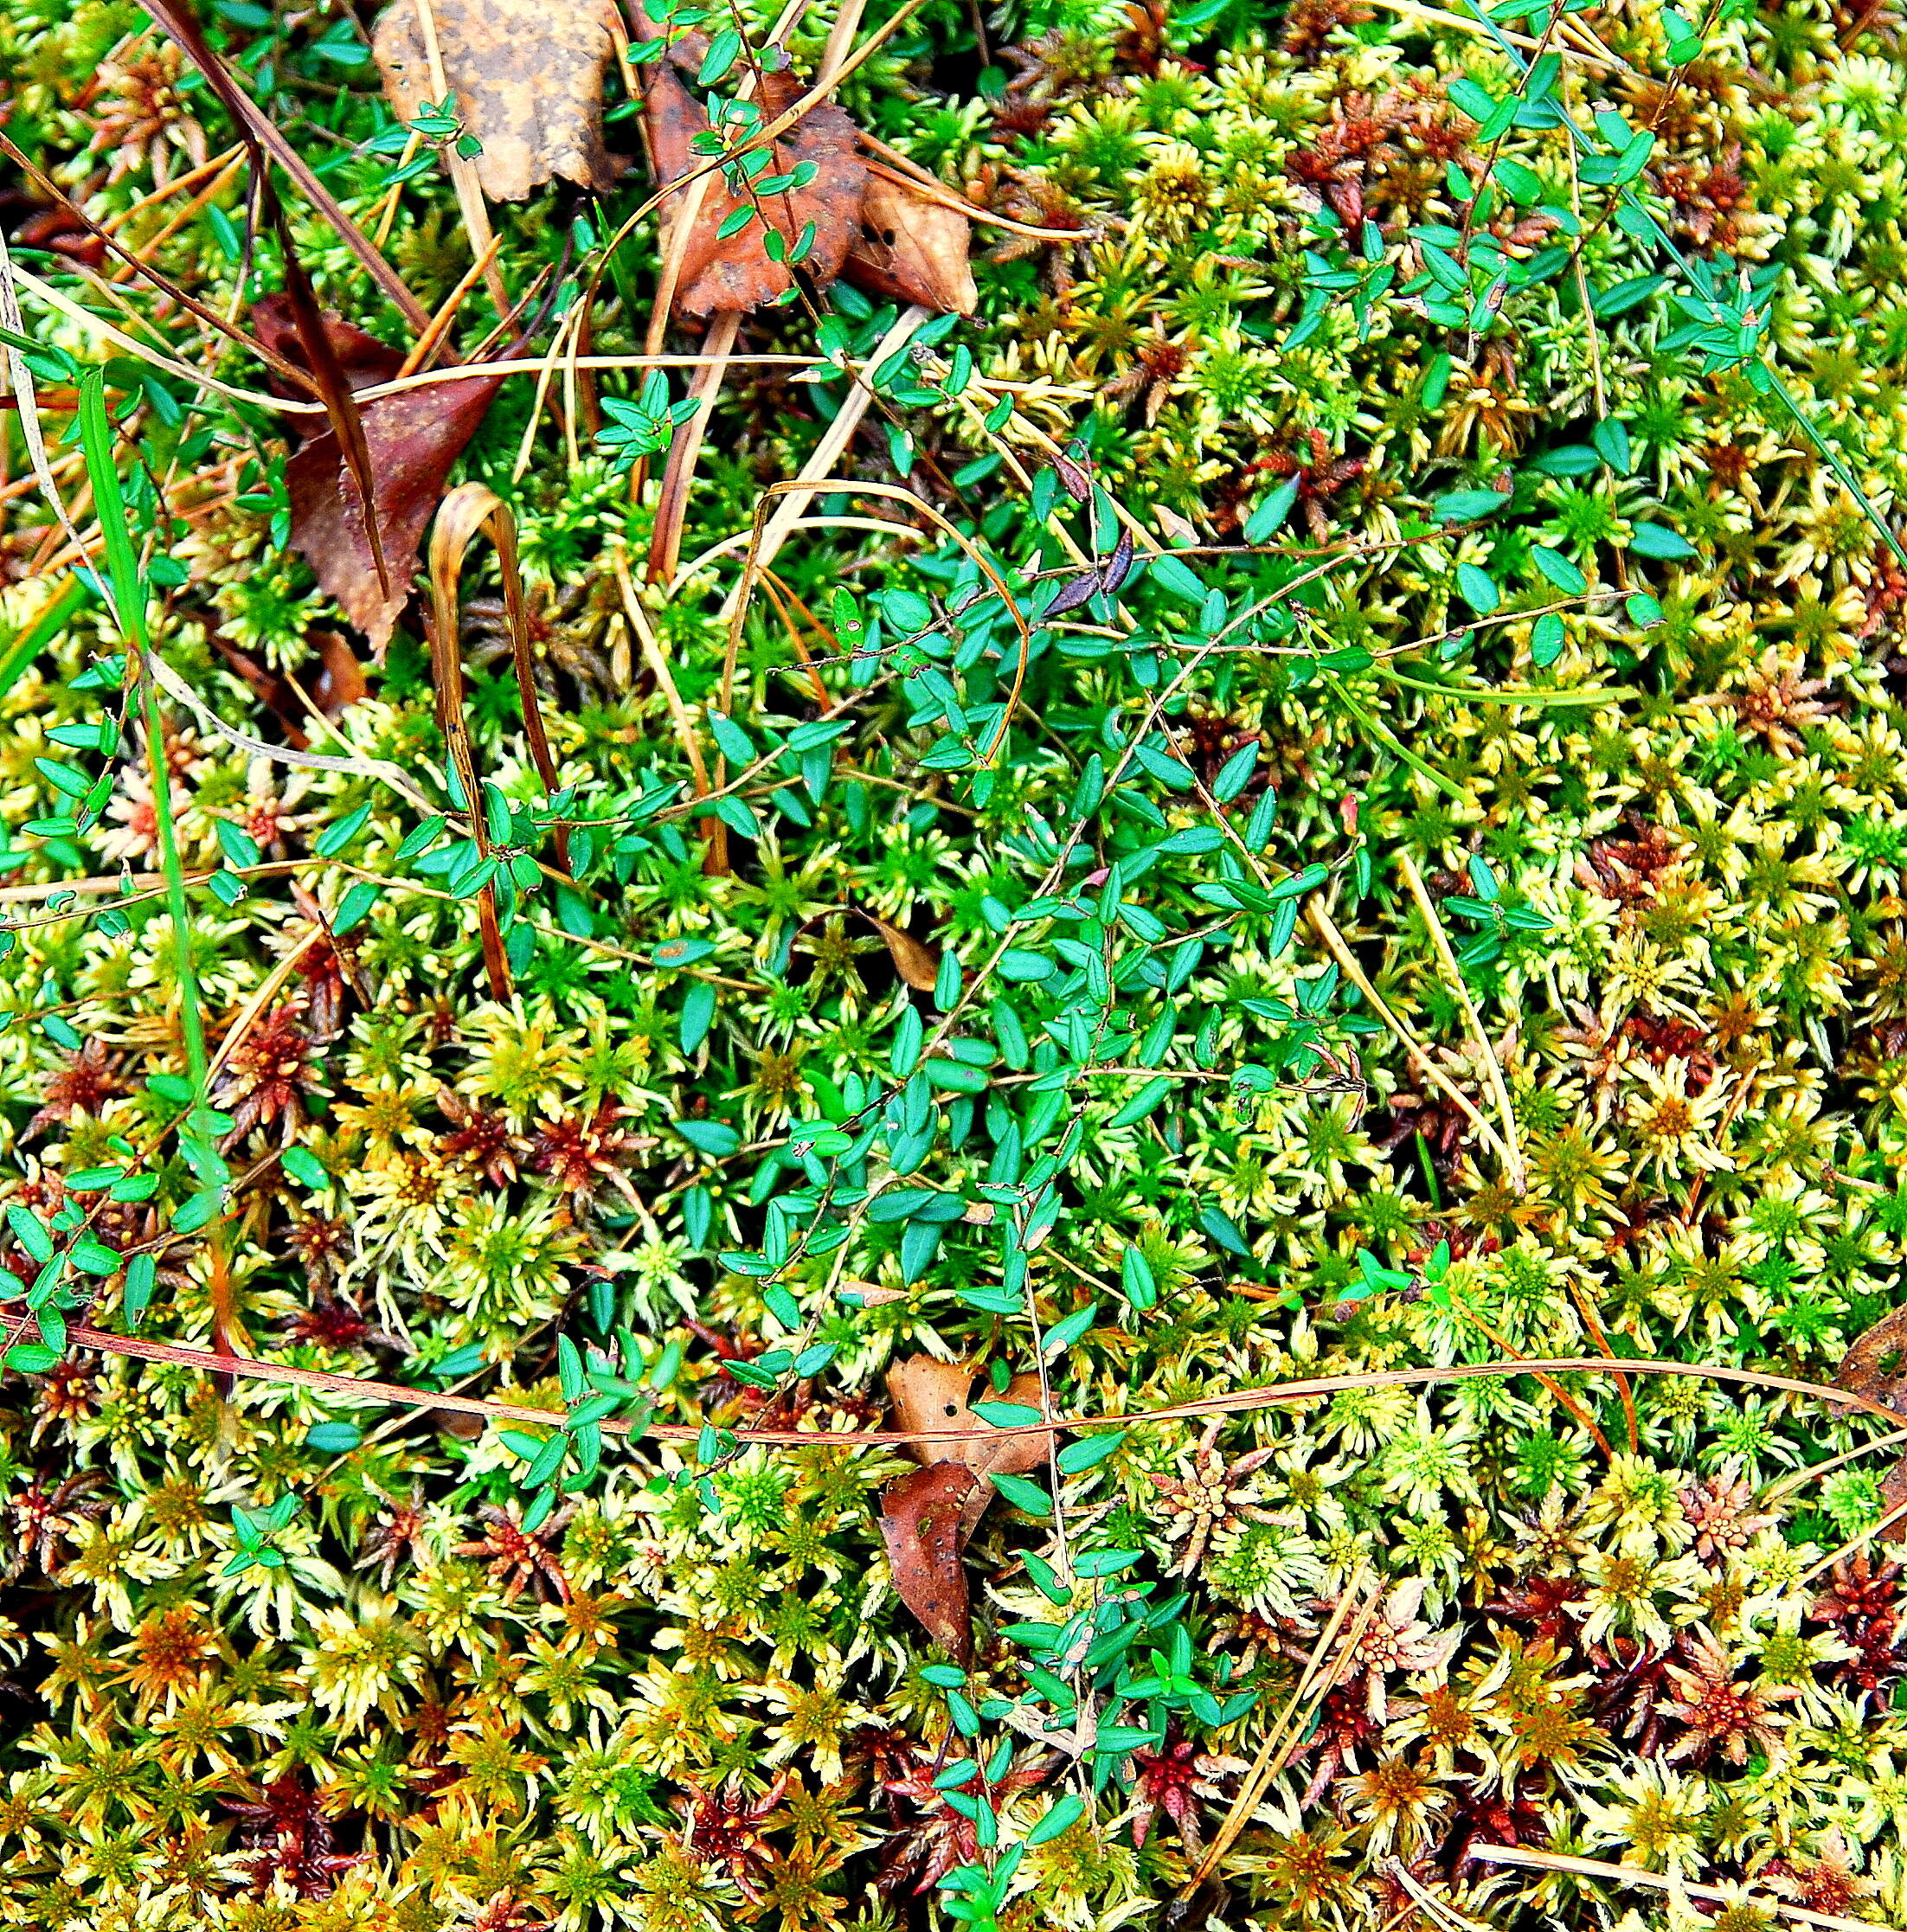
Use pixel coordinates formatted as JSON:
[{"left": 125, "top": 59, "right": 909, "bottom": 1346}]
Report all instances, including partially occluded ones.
[{"left": 6, "top": 0, "right": 1907, "bottom": 1924}]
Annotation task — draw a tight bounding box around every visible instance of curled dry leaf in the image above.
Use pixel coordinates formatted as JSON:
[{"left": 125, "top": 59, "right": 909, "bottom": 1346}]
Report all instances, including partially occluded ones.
[
  {"left": 254, "top": 296, "right": 505, "bottom": 651},
  {"left": 860, "top": 909, "right": 939, "bottom": 992},
  {"left": 878, "top": 1462, "right": 978, "bottom": 1660},
  {"left": 843, "top": 168, "right": 976, "bottom": 315},
  {"left": 372, "top": 0, "right": 625, "bottom": 202},
  {"left": 643, "top": 54, "right": 865, "bottom": 321}
]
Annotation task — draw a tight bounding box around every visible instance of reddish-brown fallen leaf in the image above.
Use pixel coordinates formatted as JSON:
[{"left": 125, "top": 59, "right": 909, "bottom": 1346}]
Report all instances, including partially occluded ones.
[
  {"left": 878, "top": 1462, "right": 978, "bottom": 1659},
  {"left": 643, "top": 54, "right": 866, "bottom": 320},
  {"left": 253, "top": 296, "right": 402, "bottom": 395},
  {"left": 254, "top": 295, "right": 504, "bottom": 651},
  {"left": 371, "top": 0, "right": 625, "bottom": 202},
  {"left": 843, "top": 168, "right": 976, "bottom": 315},
  {"left": 887, "top": 1355, "right": 1052, "bottom": 1541}
]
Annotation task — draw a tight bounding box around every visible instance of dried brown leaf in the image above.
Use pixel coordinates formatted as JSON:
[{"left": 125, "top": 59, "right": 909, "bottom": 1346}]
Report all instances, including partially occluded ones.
[
  {"left": 878, "top": 1462, "right": 977, "bottom": 1659},
  {"left": 1836, "top": 1306, "right": 1907, "bottom": 1510},
  {"left": 253, "top": 296, "right": 403, "bottom": 394},
  {"left": 643, "top": 57, "right": 866, "bottom": 320},
  {"left": 861, "top": 910, "right": 939, "bottom": 992},
  {"left": 843, "top": 169, "right": 976, "bottom": 315},
  {"left": 255, "top": 298, "right": 505, "bottom": 650},
  {"left": 372, "top": 0, "right": 625, "bottom": 202},
  {"left": 887, "top": 1354, "right": 1051, "bottom": 1542}
]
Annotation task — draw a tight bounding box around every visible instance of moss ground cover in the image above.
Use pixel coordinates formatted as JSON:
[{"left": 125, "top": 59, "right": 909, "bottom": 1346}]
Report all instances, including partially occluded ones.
[{"left": 7, "top": 0, "right": 1907, "bottom": 1925}]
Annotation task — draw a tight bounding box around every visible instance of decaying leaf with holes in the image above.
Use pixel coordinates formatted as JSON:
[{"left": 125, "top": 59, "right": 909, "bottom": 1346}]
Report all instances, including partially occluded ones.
[
  {"left": 1837, "top": 1305, "right": 1907, "bottom": 1514},
  {"left": 843, "top": 168, "right": 975, "bottom": 315},
  {"left": 641, "top": 51, "right": 866, "bottom": 320},
  {"left": 887, "top": 1354, "right": 1051, "bottom": 1542},
  {"left": 371, "top": 0, "right": 625, "bottom": 202}
]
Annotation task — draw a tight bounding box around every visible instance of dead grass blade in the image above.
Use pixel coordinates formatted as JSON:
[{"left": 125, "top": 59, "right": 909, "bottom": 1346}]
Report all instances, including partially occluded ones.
[
  {"left": 0, "top": 130, "right": 316, "bottom": 390},
  {"left": 647, "top": 310, "right": 741, "bottom": 585},
  {"left": 140, "top": 0, "right": 428, "bottom": 330},
  {"left": 714, "top": 305, "right": 928, "bottom": 613},
  {"left": 1309, "top": 897, "right": 1508, "bottom": 1163},
  {"left": 1397, "top": 850, "right": 1525, "bottom": 1192},
  {"left": 425, "top": 509, "right": 512, "bottom": 998},
  {"left": 432, "top": 483, "right": 572, "bottom": 874},
  {"left": 1178, "top": 1576, "right": 1380, "bottom": 1899}
]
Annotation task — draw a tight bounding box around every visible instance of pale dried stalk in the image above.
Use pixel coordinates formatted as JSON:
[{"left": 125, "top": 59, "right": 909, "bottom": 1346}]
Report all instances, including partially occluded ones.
[
  {"left": 397, "top": 233, "right": 505, "bottom": 378},
  {"left": 712, "top": 304, "right": 928, "bottom": 611},
  {"left": 611, "top": 552, "right": 711, "bottom": 796},
  {"left": 1309, "top": 899, "right": 1507, "bottom": 1163},
  {"left": 206, "top": 927, "right": 329, "bottom": 1084},
  {"left": 409, "top": 0, "right": 511, "bottom": 316},
  {"left": 1760, "top": 1426, "right": 1907, "bottom": 1506},
  {"left": 1397, "top": 849, "right": 1526, "bottom": 1192},
  {"left": 1798, "top": 1492, "right": 1907, "bottom": 1587},
  {"left": 649, "top": 311, "right": 742, "bottom": 583},
  {"left": 1179, "top": 1573, "right": 1381, "bottom": 1898}
]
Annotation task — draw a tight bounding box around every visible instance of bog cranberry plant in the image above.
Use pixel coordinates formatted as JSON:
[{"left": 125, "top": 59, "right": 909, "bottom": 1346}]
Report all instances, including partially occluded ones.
[{"left": 4, "top": 0, "right": 1907, "bottom": 1925}]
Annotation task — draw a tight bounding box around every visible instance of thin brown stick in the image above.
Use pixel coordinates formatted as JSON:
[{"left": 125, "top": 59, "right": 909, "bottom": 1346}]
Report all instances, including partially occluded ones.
[
  {"left": 1180, "top": 1573, "right": 1379, "bottom": 1898},
  {"left": 140, "top": 0, "right": 428, "bottom": 328},
  {"left": 397, "top": 234, "right": 505, "bottom": 379},
  {"left": 103, "top": 143, "right": 248, "bottom": 231},
  {"left": 15, "top": 1331, "right": 1907, "bottom": 1461}
]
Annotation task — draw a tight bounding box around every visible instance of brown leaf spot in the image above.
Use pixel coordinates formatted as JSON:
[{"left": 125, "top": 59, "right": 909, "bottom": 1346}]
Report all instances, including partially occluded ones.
[
  {"left": 371, "top": 0, "right": 625, "bottom": 202},
  {"left": 878, "top": 1462, "right": 978, "bottom": 1659}
]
